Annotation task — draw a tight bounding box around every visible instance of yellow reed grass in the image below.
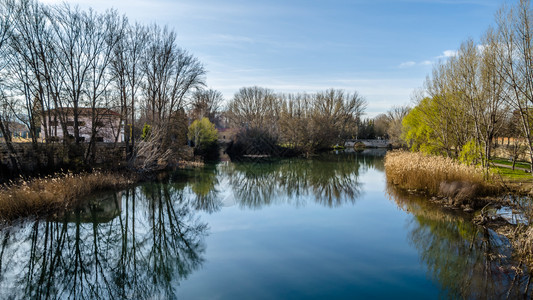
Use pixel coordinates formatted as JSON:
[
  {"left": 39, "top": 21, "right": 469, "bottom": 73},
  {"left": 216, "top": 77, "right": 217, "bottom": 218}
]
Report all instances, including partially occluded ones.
[
  {"left": 384, "top": 150, "right": 496, "bottom": 196},
  {"left": 0, "top": 171, "right": 134, "bottom": 221}
]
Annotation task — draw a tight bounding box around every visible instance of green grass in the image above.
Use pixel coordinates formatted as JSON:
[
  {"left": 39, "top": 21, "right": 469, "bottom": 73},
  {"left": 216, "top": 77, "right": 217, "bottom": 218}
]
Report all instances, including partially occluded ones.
[
  {"left": 491, "top": 158, "right": 531, "bottom": 170},
  {"left": 490, "top": 166, "right": 533, "bottom": 181}
]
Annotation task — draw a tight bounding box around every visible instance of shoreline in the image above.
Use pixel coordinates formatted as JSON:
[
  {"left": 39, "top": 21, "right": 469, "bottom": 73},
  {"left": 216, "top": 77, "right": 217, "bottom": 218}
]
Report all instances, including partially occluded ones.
[
  {"left": 385, "top": 150, "right": 533, "bottom": 269},
  {"left": 0, "top": 159, "right": 205, "bottom": 224}
]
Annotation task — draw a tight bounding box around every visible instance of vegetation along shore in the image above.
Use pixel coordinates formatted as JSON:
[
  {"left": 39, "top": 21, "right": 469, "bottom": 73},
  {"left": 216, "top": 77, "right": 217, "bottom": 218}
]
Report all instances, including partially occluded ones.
[
  {"left": 0, "top": 171, "right": 134, "bottom": 222},
  {"left": 376, "top": 0, "right": 533, "bottom": 271}
]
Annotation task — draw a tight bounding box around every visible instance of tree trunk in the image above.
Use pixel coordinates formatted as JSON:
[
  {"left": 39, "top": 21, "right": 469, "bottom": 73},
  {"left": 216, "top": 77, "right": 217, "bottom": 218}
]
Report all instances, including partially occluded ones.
[{"left": 0, "top": 120, "right": 21, "bottom": 173}]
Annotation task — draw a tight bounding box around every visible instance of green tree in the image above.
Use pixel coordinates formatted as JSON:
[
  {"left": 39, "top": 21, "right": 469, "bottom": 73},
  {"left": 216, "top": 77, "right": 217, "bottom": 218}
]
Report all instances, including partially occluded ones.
[
  {"left": 402, "top": 98, "right": 443, "bottom": 155},
  {"left": 188, "top": 117, "right": 218, "bottom": 151},
  {"left": 141, "top": 123, "right": 151, "bottom": 140}
]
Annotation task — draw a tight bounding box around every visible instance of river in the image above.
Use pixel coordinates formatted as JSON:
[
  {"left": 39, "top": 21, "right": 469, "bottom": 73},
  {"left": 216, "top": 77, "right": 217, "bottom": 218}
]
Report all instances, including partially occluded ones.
[{"left": 0, "top": 150, "right": 530, "bottom": 299}]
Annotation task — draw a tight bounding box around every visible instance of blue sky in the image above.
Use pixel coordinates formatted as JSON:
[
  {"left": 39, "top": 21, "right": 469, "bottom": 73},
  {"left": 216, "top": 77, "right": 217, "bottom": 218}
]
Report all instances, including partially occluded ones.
[{"left": 42, "top": 0, "right": 506, "bottom": 117}]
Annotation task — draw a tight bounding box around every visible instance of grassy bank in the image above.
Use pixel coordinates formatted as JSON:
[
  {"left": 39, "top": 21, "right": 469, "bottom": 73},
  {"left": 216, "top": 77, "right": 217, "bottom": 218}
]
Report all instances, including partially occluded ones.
[
  {"left": 385, "top": 151, "right": 533, "bottom": 269},
  {"left": 0, "top": 171, "right": 136, "bottom": 221},
  {"left": 384, "top": 151, "right": 500, "bottom": 206}
]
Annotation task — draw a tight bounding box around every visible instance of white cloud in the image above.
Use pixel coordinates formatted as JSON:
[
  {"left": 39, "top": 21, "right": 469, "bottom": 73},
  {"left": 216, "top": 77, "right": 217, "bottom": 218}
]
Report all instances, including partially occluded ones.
[
  {"left": 397, "top": 60, "right": 434, "bottom": 68},
  {"left": 398, "top": 61, "right": 417, "bottom": 68},
  {"left": 401, "top": 49, "right": 459, "bottom": 69},
  {"left": 439, "top": 49, "right": 458, "bottom": 58}
]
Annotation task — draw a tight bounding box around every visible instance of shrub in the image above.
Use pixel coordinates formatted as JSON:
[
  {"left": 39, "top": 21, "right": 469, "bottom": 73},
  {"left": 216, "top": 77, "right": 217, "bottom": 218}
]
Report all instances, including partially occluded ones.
[
  {"left": 141, "top": 124, "right": 152, "bottom": 140},
  {"left": 226, "top": 127, "right": 281, "bottom": 158},
  {"left": 188, "top": 118, "right": 218, "bottom": 151}
]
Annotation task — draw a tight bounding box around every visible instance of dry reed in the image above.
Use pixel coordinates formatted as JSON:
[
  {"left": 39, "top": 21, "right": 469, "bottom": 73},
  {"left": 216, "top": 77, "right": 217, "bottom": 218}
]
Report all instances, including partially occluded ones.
[
  {"left": 384, "top": 151, "right": 498, "bottom": 198},
  {"left": 0, "top": 171, "right": 135, "bottom": 221}
]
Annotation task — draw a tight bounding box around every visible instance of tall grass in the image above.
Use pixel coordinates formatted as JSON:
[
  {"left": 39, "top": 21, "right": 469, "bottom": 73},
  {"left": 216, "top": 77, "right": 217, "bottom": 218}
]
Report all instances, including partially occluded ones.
[
  {"left": 0, "top": 171, "right": 135, "bottom": 221},
  {"left": 385, "top": 151, "right": 498, "bottom": 197}
]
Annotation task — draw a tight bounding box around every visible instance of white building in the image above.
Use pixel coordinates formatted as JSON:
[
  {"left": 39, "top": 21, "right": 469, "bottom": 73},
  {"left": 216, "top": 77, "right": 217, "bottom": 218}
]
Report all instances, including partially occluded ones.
[{"left": 41, "top": 108, "right": 124, "bottom": 143}]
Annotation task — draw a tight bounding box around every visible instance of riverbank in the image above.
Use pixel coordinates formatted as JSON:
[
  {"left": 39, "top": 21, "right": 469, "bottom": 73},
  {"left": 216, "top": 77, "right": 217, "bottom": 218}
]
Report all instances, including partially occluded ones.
[
  {"left": 385, "top": 150, "right": 533, "bottom": 269},
  {"left": 0, "top": 157, "right": 206, "bottom": 223},
  {"left": 384, "top": 151, "right": 501, "bottom": 209},
  {"left": 0, "top": 171, "right": 136, "bottom": 221}
]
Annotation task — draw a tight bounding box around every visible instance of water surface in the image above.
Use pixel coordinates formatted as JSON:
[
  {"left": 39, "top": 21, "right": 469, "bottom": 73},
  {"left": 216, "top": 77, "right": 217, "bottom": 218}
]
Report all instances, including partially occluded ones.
[{"left": 0, "top": 150, "right": 530, "bottom": 299}]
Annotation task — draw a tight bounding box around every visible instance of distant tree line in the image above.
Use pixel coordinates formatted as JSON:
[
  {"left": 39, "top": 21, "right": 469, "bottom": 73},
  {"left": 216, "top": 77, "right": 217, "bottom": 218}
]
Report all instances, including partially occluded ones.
[
  {"left": 0, "top": 0, "right": 207, "bottom": 167},
  {"left": 225, "top": 86, "right": 367, "bottom": 155},
  {"left": 402, "top": 0, "right": 533, "bottom": 174},
  {"left": 357, "top": 105, "right": 411, "bottom": 145}
]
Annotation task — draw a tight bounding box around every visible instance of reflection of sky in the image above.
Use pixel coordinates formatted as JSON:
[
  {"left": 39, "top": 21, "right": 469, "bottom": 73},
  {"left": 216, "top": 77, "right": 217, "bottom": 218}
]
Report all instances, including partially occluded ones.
[{"left": 179, "top": 161, "right": 439, "bottom": 299}]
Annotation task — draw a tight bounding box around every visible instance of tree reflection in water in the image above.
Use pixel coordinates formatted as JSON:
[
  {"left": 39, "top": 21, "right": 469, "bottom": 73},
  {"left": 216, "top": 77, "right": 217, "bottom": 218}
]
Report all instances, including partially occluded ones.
[
  {"left": 222, "top": 152, "right": 383, "bottom": 209},
  {"left": 387, "top": 185, "right": 532, "bottom": 299},
  {"left": 0, "top": 150, "right": 384, "bottom": 299},
  {"left": 0, "top": 185, "right": 207, "bottom": 299}
]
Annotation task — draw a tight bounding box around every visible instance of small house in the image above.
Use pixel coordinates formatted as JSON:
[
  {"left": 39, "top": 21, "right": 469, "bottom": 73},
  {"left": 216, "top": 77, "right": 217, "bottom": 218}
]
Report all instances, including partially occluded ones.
[{"left": 41, "top": 108, "right": 124, "bottom": 143}]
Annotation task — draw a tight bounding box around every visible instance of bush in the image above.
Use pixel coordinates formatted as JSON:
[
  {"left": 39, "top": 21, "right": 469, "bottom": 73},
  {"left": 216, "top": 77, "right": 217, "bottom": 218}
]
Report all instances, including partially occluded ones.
[
  {"left": 188, "top": 118, "right": 219, "bottom": 159},
  {"left": 141, "top": 124, "right": 152, "bottom": 140},
  {"left": 226, "top": 127, "right": 280, "bottom": 157}
]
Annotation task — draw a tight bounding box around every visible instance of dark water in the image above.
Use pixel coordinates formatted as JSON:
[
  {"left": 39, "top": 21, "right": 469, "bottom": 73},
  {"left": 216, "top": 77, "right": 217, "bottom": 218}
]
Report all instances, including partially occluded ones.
[{"left": 0, "top": 150, "right": 530, "bottom": 299}]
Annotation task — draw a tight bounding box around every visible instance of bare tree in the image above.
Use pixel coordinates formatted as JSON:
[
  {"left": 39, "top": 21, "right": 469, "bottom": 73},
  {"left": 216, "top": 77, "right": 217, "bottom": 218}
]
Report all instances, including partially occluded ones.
[
  {"left": 495, "top": 0, "right": 533, "bottom": 173},
  {"left": 189, "top": 88, "right": 223, "bottom": 126},
  {"left": 48, "top": 4, "right": 96, "bottom": 144},
  {"left": 111, "top": 21, "right": 148, "bottom": 157},
  {"left": 277, "top": 89, "right": 366, "bottom": 152},
  {"left": 478, "top": 30, "right": 508, "bottom": 170},
  {"left": 227, "top": 86, "right": 280, "bottom": 134},
  {"left": 83, "top": 8, "right": 122, "bottom": 161},
  {"left": 142, "top": 25, "right": 205, "bottom": 127},
  {"left": 0, "top": 0, "right": 21, "bottom": 170},
  {"left": 311, "top": 89, "right": 366, "bottom": 149},
  {"left": 385, "top": 105, "right": 410, "bottom": 146},
  {"left": 7, "top": 0, "right": 51, "bottom": 146}
]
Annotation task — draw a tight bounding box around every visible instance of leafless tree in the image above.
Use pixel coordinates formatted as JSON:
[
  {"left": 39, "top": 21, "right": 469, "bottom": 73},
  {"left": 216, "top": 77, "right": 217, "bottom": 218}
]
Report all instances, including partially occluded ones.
[
  {"left": 227, "top": 86, "right": 280, "bottom": 133},
  {"left": 83, "top": 8, "right": 122, "bottom": 161},
  {"left": 47, "top": 4, "right": 98, "bottom": 144},
  {"left": 494, "top": 0, "right": 533, "bottom": 172},
  {"left": 111, "top": 21, "right": 148, "bottom": 157},
  {"left": 385, "top": 105, "right": 410, "bottom": 146},
  {"left": 6, "top": 0, "right": 52, "bottom": 146},
  {"left": 142, "top": 25, "right": 205, "bottom": 126},
  {"left": 0, "top": 0, "right": 22, "bottom": 170},
  {"left": 311, "top": 89, "right": 366, "bottom": 148},
  {"left": 278, "top": 89, "right": 366, "bottom": 152},
  {"left": 189, "top": 88, "right": 223, "bottom": 126}
]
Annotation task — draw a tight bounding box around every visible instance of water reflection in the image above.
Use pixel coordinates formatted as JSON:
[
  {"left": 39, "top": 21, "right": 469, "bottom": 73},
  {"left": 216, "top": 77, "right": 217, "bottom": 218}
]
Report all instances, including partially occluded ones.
[
  {"left": 0, "top": 185, "right": 207, "bottom": 299},
  {"left": 2, "top": 151, "right": 530, "bottom": 299},
  {"left": 175, "top": 151, "right": 383, "bottom": 209},
  {"left": 387, "top": 185, "right": 532, "bottom": 299}
]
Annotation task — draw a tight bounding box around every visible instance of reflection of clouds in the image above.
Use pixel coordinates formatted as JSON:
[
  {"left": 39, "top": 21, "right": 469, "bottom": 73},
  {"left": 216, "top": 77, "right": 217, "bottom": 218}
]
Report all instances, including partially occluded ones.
[
  {"left": 386, "top": 183, "right": 532, "bottom": 299},
  {"left": 0, "top": 186, "right": 208, "bottom": 299}
]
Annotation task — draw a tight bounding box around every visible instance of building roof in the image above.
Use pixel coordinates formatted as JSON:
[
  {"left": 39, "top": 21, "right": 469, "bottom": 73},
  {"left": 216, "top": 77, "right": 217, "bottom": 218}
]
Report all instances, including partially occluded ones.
[{"left": 44, "top": 107, "right": 121, "bottom": 117}]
